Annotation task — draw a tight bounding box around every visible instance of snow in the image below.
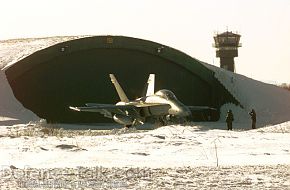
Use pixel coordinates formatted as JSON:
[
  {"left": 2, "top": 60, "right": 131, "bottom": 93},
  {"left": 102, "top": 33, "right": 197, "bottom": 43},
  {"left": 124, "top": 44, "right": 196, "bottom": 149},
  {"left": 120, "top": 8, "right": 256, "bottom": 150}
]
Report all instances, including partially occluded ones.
[
  {"left": 257, "top": 121, "right": 290, "bottom": 133},
  {"left": 0, "top": 36, "right": 87, "bottom": 69},
  {"left": 0, "top": 70, "right": 39, "bottom": 125},
  {"left": 202, "top": 62, "right": 290, "bottom": 127},
  {"left": 0, "top": 36, "right": 290, "bottom": 189},
  {"left": 0, "top": 123, "right": 290, "bottom": 189},
  {"left": 0, "top": 123, "right": 289, "bottom": 169}
]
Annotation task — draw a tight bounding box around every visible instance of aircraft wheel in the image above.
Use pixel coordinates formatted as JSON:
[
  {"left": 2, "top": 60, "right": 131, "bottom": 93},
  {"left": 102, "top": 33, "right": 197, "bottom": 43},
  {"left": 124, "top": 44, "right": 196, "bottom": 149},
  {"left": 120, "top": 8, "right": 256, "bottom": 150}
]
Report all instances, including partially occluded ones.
[
  {"left": 180, "top": 117, "right": 187, "bottom": 124},
  {"left": 124, "top": 124, "right": 132, "bottom": 128},
  {"left": 159, "top": 117, "right": 168, "bottom": 126}
]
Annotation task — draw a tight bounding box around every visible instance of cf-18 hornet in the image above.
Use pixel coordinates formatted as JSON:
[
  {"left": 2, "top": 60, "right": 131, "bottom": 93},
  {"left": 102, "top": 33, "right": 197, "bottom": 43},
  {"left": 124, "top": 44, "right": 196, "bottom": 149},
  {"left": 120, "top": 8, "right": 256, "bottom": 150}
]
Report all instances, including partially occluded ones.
[{"left": 70, "top": 74, "right": 214, "bottom": 127}]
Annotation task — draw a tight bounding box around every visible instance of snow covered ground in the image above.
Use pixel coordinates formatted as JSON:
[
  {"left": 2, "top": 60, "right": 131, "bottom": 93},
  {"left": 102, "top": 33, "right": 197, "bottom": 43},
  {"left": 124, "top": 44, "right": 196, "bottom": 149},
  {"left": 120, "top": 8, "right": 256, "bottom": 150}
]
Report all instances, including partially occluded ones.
[
  {"left": 1, "top": 36, "right": 290, "bottom": 189},
  {"left": 1, "top": 122, "right": 290, "bottom": 168},
  {"left": 0, "top": 123, "right": 290, "bottom": 189}
]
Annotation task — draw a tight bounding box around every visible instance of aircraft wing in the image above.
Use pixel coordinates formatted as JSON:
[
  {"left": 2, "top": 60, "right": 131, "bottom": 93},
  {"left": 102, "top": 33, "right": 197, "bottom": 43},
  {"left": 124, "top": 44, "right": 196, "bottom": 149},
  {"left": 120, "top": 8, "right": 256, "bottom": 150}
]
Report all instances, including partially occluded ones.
[
  {"left": 187, "top": 106, "right": 217, "bottom": 111},
  {"left": 69, "top": 104, "right": 136, "bottom": 118},
  {"left": 85, "top": 102, "right": 171, "bottom": 109},
  {"left": 69, "top": 102, "right": 171, "bottom": 118}
]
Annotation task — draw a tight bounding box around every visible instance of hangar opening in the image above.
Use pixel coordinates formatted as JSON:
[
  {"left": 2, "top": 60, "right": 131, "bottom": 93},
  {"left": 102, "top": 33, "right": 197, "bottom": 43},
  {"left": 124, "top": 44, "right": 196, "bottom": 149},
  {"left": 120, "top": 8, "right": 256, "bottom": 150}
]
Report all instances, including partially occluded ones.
[{"left": 4, "top": 36, "right": 238, "bottom": 124}]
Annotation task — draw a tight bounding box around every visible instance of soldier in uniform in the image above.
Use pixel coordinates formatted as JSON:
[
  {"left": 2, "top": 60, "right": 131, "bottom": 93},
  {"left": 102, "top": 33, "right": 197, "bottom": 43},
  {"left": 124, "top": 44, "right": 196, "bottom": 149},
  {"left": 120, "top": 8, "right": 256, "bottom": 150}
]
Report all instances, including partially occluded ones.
[
  {"left": 249, "top": 109, "right": 256, "bottom": 129},
  {"left": 226, "top": 110, "right": 234, "bottom": 130}
]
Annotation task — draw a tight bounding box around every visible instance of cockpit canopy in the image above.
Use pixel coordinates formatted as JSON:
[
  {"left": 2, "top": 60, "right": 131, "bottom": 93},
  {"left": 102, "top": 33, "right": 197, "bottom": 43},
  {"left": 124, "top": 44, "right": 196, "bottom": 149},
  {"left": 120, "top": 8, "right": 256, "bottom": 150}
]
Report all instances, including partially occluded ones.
[{"left": 155, "top": 89, "right": 177, "bottom": 100}]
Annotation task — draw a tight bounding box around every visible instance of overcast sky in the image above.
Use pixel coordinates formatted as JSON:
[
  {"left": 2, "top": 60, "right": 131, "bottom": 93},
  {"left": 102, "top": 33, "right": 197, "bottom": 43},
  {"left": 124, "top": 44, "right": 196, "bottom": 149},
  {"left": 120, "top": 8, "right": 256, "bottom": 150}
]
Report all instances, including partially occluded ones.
[{"left": 1, "top": 0, "right": 290, "bottom": 84}]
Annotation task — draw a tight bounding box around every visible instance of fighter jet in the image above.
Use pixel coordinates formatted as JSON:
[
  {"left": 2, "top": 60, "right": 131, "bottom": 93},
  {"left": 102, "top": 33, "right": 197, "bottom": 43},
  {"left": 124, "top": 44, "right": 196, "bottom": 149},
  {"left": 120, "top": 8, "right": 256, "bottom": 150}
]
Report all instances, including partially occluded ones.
[{"left": 69, "top": 74, "right": 213, "bottom": 127}]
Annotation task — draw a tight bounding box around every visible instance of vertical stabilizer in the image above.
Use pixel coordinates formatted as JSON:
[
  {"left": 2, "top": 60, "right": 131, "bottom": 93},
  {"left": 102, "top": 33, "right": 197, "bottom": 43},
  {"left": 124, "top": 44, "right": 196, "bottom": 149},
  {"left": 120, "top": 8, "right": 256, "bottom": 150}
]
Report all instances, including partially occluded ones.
[
  {"left": 109, "top": 74, "right": 129, "bottom": 103},
  {"left": 146, "top": 74, "right": 155, "bottom": 96}
]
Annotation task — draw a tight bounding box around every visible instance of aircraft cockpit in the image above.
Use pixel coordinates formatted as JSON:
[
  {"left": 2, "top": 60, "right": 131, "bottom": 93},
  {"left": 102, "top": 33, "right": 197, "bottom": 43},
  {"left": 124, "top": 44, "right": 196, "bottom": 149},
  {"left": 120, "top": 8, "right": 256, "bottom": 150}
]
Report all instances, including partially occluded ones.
[{"left": 155, "top": 89, "right": 177, "bottom": 100}]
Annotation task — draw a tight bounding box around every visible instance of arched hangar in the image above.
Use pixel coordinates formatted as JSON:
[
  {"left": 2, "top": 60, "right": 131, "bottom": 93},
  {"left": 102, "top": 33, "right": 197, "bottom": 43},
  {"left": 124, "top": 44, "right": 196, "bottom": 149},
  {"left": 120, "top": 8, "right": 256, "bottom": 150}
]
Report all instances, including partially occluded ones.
[{"left": 4, "top": 36, "right": 238, "bottom": 123}]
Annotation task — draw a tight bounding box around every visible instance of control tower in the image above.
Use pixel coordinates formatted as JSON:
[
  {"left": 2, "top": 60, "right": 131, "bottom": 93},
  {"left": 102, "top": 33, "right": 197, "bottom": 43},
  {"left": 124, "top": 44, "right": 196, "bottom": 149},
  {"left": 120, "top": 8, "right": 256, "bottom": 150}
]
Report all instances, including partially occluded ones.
[{"left": 213, "top": 31, "right": 241, "bottom": 72}]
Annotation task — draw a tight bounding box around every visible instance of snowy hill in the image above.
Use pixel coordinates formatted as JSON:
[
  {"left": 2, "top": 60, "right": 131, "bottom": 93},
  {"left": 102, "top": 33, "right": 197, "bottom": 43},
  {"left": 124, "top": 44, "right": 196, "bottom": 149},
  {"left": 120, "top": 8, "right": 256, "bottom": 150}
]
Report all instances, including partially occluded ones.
[
  {"left": 0, "top": 70, "right": 39, "bottom": 125},
  {"left": 1, "top": 36, "right": 290, "bottom": 127},
  {"left": 203, "top": 63, "right": 290, "bottom": 126}
]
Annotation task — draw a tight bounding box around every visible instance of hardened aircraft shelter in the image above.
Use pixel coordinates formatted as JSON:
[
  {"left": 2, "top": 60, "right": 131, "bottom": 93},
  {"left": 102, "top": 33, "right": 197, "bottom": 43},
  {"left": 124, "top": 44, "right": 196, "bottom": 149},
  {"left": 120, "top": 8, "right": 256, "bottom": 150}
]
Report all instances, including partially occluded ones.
[{"left": 5, "top": 36, "right": 238, "bottom": 123}]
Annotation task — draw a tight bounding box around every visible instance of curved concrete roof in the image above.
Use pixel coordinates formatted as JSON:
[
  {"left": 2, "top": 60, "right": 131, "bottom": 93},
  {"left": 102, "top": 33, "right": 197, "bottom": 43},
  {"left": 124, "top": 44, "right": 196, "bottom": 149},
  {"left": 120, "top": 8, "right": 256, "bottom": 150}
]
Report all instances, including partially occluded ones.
[{"left": 5, "top": 36, "right": 215, "bottom": 85}]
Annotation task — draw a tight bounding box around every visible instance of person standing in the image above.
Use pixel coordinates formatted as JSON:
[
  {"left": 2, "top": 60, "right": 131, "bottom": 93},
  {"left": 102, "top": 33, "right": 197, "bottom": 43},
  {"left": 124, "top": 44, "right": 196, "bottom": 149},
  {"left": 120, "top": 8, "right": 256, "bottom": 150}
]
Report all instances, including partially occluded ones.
[
  {"left": 226, "top": 110, "right": 234, "bottom": 130},
  {"left": 249, "top": 109, "right": 256, "bottom": 129}
]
